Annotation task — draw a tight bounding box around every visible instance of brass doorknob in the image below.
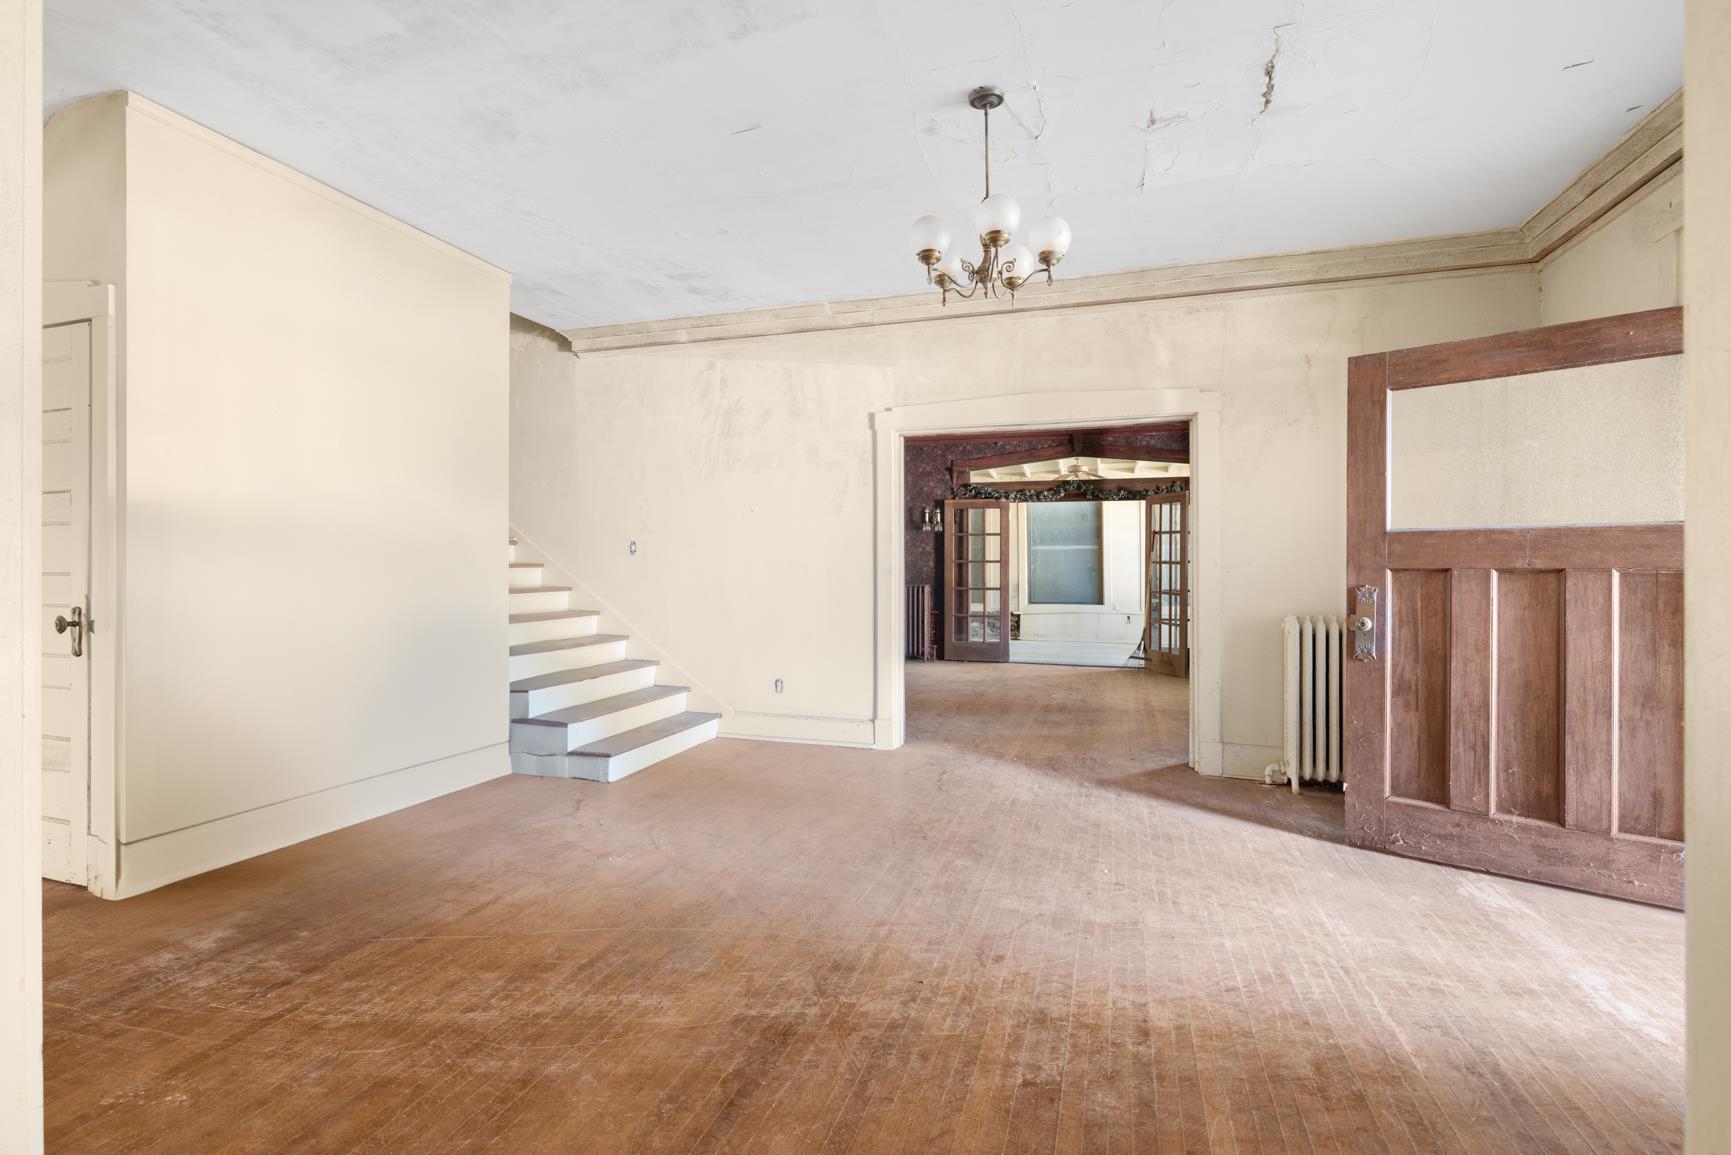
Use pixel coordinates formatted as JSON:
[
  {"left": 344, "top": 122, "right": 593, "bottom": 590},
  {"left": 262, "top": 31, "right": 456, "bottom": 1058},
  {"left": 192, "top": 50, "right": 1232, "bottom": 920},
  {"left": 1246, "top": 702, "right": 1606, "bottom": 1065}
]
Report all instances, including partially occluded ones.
[{"left": 53, "top": 605, "right": 84, "bottom": 658}]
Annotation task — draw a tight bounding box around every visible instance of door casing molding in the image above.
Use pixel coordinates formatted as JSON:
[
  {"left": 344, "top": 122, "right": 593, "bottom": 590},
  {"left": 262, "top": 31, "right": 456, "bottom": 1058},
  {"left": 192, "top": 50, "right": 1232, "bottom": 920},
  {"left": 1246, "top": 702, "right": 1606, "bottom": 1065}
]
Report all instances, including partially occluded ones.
[
  {"left": 44, "top": 280, "right": 119, "bottom": 898},
  {"left": 870, "top": 388, "right": 1223, "bottom": 773}
]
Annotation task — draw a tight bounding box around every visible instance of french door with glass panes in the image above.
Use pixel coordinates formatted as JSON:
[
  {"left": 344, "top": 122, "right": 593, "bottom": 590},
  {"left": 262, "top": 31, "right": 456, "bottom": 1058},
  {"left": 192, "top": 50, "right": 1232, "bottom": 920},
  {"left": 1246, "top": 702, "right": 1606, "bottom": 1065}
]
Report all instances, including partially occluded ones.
[
  {"left": 942, "top": 499, "right": 1011, "bottom": 661},
  {"left": 1145, "top": 493, "right": 1189, "bottom": 676}
]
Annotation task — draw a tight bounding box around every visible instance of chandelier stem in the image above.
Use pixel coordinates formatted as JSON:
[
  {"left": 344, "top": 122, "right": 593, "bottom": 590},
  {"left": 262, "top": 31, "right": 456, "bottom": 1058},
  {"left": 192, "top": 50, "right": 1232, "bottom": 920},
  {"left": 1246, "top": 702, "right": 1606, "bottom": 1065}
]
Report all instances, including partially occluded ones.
[{"left": 982, "top": 103, "right": 991, "bottom": 200}]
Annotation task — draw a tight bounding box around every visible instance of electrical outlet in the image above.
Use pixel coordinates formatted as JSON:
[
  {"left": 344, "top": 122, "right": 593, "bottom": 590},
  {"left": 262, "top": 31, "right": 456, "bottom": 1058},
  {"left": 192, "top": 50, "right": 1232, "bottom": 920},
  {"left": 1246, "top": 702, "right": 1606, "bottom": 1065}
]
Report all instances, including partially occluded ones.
[
  {"left": 628, "top": 540, "right": 638, "bottom": 555},
  {"left": 774, "top": 678, "right": 784, "bottom": 694}
]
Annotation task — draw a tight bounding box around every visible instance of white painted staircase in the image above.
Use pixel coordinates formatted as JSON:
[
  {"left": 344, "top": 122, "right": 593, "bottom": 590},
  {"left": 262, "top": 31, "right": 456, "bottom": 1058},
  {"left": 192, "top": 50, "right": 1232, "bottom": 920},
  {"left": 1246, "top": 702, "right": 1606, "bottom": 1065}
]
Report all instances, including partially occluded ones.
[{"left": 506, "top": 536, "right": 719, "bottom": 781}]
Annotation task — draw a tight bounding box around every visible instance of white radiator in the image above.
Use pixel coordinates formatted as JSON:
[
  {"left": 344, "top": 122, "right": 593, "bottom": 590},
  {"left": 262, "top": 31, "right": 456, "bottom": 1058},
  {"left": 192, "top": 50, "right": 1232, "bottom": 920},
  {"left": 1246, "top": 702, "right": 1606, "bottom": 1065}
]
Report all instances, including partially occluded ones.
[{"left": 1265, "top": 615, "right": 1343, "bottom": 793}]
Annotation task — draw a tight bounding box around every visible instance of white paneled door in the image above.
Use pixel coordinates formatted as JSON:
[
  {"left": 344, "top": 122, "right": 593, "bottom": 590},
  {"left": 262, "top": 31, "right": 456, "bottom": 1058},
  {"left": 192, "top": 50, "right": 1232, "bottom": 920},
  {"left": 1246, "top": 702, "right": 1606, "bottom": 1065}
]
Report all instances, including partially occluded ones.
[{"left": 42, "top": 320, "right": 91, "bottom": 885}]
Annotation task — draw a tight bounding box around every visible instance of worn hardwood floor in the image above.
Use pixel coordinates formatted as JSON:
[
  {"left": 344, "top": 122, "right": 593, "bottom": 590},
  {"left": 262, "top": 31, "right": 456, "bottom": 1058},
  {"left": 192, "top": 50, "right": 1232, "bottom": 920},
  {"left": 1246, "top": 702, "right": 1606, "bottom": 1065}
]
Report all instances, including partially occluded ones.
[{"left": 44, "top": 662, "right": 1683, "bottom": 1153}]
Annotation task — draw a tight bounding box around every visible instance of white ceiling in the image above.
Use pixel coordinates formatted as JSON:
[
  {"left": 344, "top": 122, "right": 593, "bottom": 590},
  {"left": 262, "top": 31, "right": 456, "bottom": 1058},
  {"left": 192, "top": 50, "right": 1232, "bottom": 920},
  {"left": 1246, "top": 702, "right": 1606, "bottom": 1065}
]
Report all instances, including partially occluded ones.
[{"left": 45, "top": 0, "right": 1681, "bottom": 330}]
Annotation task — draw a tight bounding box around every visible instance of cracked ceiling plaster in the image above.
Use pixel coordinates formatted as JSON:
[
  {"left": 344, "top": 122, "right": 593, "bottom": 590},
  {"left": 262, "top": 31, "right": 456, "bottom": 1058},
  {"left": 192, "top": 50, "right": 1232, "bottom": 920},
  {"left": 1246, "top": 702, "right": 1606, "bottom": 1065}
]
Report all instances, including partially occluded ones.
[{"left": 46, "top": 0, "right": 1681, "bottom": 330}]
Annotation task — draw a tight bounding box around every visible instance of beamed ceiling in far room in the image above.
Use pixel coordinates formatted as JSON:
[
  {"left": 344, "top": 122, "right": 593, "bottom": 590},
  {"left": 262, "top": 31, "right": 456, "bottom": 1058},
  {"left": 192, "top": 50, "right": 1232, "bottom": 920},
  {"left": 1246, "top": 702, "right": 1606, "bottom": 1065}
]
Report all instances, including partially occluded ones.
[{"left": 45, "top": 0, "right": 1680, "bottom": 330}]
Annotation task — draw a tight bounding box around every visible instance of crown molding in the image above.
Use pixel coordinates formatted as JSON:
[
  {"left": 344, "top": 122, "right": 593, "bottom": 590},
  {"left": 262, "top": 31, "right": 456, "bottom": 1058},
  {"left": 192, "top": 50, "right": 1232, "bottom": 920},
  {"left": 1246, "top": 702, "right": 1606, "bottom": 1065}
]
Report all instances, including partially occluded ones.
[
  {"left": 561, "top": 92, "right": 1684, "bottom": 356},
  {"left": 561, "top": 229, "right": 1530, "bottom": 354},
  {"left": 1520, "top": 89, "right": 1682, "bottom": 260}
]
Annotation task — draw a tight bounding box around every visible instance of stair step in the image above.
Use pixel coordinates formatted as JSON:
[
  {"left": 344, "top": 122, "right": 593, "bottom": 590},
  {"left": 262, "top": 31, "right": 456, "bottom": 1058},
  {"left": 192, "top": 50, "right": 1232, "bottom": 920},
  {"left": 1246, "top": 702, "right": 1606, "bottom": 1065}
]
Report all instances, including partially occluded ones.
[
  {"left": 511, "top": 684, "right": 691, "bottom": 754},
  {"left": 509, "top": 609, "right": 598, "bottom": 624},
  {"left": 509, "top": 658, "right": 658, "bottom": 719},
  {"left": 510, "top": 634, "right": 626, "bottom": 657},
  {"left": 508, "top": 608, "right": 600, "bottom": 645},
  {"left": 510, "top": 658, "right": 655, "bottom": 693},
  {"left": 522, "top": 710, "right": 720, "bottom": 781},
  {"left": 507, "top": 633, "right": 630, "bottom": 679},
  {"left": 518, "top": 684, "right": 689, "bottom": 727},
  {"left": 508, "top": 561, "right": 545, "bottom": 588},
  {"left": 507, "top": 585, "right": 572, "bottom": 614},
  {"left": 572, "top": 711, "right": 720, "bottom": 758}
]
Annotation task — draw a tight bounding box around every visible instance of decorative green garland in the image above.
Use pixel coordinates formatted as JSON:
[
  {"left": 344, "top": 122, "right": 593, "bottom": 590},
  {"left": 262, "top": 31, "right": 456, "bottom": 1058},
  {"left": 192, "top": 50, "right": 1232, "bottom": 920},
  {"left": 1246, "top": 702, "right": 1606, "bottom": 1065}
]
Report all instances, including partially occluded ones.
[{"left": 955, "top": 477, "right": 1189, "bottom": 503}]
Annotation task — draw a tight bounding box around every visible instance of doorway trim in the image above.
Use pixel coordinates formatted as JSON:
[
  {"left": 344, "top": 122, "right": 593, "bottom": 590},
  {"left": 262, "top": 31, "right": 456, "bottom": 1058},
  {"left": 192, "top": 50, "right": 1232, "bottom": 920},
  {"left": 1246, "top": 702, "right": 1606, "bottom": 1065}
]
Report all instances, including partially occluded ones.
[
  {"left": 44, "top": 280, "right": 118, "bottom": 898},
  {"left": 870, "top": 388, "right": 1222, "bottom": 772}
]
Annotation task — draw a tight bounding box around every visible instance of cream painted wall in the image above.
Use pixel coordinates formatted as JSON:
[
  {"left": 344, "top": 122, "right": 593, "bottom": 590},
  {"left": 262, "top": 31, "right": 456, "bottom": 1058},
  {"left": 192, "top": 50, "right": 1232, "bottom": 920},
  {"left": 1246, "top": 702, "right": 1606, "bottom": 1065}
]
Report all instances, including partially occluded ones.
[
  {"left": 45, "top": 93, "right": 511, "bottom": 896},
  {"left": 1538, "top": 169, "right": 1683, "bottom": 325},
  {"left": 512, "top": 267, "right": 1539, "bottom": 771},
  {"left": 1, "top": 0, "right": 44, "bottom": 1145},
  {"left": 1684, "top": 4, "right": 1730, "bottom": 1149},
  {"left": 510, "top": 316, "right": 576, "bottom": 532}
]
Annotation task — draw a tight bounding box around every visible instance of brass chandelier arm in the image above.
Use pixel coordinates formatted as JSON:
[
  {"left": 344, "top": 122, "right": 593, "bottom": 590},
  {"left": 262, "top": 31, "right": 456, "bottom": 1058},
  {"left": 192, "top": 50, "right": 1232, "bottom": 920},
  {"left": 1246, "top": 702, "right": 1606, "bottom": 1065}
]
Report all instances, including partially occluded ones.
[
  {"left": 1003, "top": 257, "right": 1055, "bottom": 284},
  {"left": 940, "top": 279, "right": 981, "bottom": 301}
]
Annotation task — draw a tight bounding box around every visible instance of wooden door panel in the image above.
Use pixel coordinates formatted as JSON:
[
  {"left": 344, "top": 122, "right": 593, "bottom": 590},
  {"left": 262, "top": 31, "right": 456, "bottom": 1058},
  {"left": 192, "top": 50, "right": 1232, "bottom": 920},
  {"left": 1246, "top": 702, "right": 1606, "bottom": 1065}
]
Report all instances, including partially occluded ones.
[
  {"left": 1346, "top": 309, "right": 1685, "bottom": 908},
  {"left": 1561, "top": 569, "right": 1616, "bottom": 835},
  {"left": 1493, "top": 570, "right": 1564, "bottom": 823},
  {"left": 1388, "top": 569, "right": 1449, "bottom": 806},
  {"left": 1618, "top": 570, "right": 1685, "bottom": 841},
  {"left": 1446, "top": 568, "right": 1492, "bottom": 815}
]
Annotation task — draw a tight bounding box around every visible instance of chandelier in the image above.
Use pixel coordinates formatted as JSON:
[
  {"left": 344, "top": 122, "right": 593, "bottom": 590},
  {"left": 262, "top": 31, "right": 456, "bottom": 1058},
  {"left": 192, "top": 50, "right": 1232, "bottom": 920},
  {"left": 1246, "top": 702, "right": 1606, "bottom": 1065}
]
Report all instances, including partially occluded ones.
[
  {"left": 1057, "top": 461, "right": 1101, "bottom": 482},
  {"left": 907, "top": 86, "right": 1073, "bottom": 305}
]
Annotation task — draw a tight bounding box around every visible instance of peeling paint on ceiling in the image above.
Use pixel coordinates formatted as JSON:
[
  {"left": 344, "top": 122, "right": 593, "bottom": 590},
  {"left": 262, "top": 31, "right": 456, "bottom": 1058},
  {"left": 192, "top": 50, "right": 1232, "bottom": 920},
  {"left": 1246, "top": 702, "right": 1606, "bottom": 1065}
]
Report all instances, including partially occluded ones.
[{"left": 44, "top": 0, "right": 1681, "bottom": 329}]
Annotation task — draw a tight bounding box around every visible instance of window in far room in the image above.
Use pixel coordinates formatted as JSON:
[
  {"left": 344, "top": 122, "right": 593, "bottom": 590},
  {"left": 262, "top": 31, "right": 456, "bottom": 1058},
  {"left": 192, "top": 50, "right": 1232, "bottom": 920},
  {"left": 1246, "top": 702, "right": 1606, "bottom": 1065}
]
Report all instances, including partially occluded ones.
[{"left": 1026, "top": 501, "right": 1104, "bottom": 605}]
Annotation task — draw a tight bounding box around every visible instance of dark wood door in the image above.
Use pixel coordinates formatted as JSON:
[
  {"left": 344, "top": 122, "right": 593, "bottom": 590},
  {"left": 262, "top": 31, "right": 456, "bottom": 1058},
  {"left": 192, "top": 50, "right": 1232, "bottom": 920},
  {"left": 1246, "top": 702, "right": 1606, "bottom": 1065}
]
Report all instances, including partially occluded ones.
[
  {"left": 942, "top": 499, "right": 1011, "bottom": 661},
  {"left": 1344, "top": 308, "right": 1685, "bottom": 908},
  {"left": 1145, "top": 493, "right": 1189, "bottom": 677}
]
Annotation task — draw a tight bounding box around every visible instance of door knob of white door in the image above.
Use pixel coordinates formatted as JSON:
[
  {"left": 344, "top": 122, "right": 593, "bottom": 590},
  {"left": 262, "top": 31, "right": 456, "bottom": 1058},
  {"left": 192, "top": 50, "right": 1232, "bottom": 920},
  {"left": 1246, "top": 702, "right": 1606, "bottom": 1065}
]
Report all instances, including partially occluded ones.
[{"left": 54, "top": 604, "right": 84, "bottom": 658}]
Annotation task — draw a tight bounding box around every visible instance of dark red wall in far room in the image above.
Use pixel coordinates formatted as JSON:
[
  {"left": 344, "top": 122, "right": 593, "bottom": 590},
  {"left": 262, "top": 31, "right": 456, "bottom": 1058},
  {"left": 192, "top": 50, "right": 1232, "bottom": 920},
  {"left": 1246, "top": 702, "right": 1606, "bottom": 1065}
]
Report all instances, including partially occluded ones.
[{"left": 902, "top": 424, "right": 1190, "bottom": 633}]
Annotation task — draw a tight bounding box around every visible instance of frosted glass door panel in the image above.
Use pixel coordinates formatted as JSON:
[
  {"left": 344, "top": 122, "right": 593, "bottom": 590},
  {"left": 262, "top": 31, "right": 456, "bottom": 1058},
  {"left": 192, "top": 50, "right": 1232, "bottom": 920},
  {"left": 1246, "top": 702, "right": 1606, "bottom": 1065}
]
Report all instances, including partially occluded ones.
[{"left": 1388, "top": 355, "right": 1683, "bottom": 530}]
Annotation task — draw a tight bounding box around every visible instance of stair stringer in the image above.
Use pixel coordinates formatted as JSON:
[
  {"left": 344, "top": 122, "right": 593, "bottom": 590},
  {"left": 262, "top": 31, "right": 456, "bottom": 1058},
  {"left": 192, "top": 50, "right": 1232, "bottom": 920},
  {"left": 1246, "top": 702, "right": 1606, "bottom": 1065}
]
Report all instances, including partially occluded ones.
[{"left": 507, "top": 526, "right": 728, "bottom": 719}]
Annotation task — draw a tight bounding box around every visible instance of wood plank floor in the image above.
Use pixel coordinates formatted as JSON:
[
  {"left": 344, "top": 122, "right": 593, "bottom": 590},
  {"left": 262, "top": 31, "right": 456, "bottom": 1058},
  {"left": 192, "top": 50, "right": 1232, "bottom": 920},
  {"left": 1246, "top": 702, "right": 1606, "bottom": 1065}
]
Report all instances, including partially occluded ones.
[{"left": 43, "top": 662, "right": 1684, "bottom": 1153}]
